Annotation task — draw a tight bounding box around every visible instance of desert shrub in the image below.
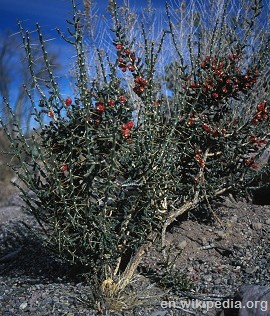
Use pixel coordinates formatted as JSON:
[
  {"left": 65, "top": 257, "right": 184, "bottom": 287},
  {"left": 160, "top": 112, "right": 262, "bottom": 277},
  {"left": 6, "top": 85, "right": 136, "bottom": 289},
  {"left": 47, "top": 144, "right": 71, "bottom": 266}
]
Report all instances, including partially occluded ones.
[{"left": 0, "top": 0, "right": 269, "bottom": 310}]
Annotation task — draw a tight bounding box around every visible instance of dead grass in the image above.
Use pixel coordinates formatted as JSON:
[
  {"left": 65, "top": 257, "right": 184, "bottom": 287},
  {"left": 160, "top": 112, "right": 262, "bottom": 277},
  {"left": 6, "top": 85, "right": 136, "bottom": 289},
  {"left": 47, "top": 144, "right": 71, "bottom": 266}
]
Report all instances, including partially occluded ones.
[{"left": 0, "top": 129, "right": 17, "bottom": 204}]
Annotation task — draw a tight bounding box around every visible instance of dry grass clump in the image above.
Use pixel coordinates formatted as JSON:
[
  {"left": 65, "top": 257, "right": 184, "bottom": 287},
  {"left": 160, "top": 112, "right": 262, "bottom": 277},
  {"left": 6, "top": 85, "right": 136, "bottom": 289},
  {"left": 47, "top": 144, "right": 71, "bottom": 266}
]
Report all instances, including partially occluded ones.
[{"left": 0, "top": 129, "right": 18, "bottom": 205}]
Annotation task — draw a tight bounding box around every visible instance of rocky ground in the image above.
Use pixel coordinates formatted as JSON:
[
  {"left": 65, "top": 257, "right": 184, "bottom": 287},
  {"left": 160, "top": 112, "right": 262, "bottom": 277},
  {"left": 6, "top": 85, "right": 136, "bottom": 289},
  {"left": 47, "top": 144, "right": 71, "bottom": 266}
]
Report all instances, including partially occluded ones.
[{"left": 0, "top": 182, "right": 269, "bottom": 315}]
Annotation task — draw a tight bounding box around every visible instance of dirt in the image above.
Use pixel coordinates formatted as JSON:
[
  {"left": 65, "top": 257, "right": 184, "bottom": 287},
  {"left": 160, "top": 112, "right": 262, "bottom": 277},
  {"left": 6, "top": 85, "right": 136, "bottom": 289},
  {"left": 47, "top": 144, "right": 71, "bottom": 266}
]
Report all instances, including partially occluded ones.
[{"left": 0, "top": 183, "right": 269, "bottom": 315}]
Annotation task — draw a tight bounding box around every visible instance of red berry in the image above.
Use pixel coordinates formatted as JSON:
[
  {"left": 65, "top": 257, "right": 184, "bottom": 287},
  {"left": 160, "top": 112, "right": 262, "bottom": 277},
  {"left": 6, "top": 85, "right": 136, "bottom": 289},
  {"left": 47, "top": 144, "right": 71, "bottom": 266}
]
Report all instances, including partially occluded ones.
[
  {"left": 255, "top": 113, "right": 262, "bottom": 120},
  {"left": 107, "top": 99, "right": 115, "bottom": 107},
  {"left": 65, "top": 97, "right": 72, "bottom": 106},
  {"left": 252, "top": 118, "right": 259, "bottom": 125},
  {"left": 135, "top": 77, "right": 143, "bottom": 84},
  {"left": 222, "top": 87, "right": 228, "bottom": 94},
  {"left": 201, "top": 61, "right": 207, "bottom": 69},
  {"left": 215, "top": 69, "right": 224, "bottom": 76},
  {"left": 122, "top": 129, "right": 130, "bottom": 138},
  {"left": 119, "top": 95, "right": 126, "bottom": 103},
  {"left": 188, "top": 117, "right": 195, "bottom": 126},
  {"left": 190, "top": 83, "right": 197, "bottom": 88},
  {"left": 95, "top": 118, "right": 101, "bottom": 126},
  {"left": 257, "top": 102, "right": 266, "bottom": 112},
  {"left": 262, "top": 114, "right": 268, "bottom": 121},
  {"left": 116, "top": 44, "right": 123, "bottom": 50},
  {"left": 96, "top": 103, "right": 105, "bottom": 112},
  {"left": 136, "top": 86, "right": 144, "bottom": 93},
  {"left": 60, "top": 164, "right": 68, "bottom": 172},
  {"left": 202, "top": 123, "right": 210, "bottom": 132},
  {"left": 218, "top": 61, "right": 224, "bottom": 68},
  {"left": 212, "top": 130, "right": 220, "bottom": 137},
  {"left": 212, "top": 92, "right": 219, "bottom": 99},
  {"left": 48, "top": 110, "right": 56, "bottom": 120},
  {"left": 249, "top": 136, "right": 257, "bottom": 143},
  {"left": 126, "top": 120, "right": 134, "bottom": 129}
]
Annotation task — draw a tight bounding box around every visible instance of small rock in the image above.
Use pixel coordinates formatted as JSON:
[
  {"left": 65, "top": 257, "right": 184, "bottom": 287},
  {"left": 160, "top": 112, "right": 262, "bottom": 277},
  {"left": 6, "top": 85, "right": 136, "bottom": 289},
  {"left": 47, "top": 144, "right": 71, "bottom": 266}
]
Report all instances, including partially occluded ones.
[
  {"left": 178, "top": 240, "right": 187, "bottom": 249},
  {"left": 214, "top": 278, "right": 222, "bottom": 285},
  {"left": 237, "top": 285, "right": 270, "bottom": 316},
  {"left": 215, "top": 230, "right": 226, "bottom": 238},
  {"left": 251, "top": 222, "right": 263, "bottom": 230},
  {"left": 19, "top": 302, "right": 28, "bottom": 310},
  {"left": 265, "top": 218, "right": 270, "bottom": 225},
  {"left": 231, "top": 215, "right": 238, "bottom": 222},
  {"left": 233, "top": 266, "right": 241, "bottom": 272},
  {"left": 200, "top": 237, "right": 208, "bottom": 246},
  {"left": 203, "top": 274, "right": 212, "bottom": 282},
  {"left": 245, "top": 266, "right": 259, "bottom": 274}
]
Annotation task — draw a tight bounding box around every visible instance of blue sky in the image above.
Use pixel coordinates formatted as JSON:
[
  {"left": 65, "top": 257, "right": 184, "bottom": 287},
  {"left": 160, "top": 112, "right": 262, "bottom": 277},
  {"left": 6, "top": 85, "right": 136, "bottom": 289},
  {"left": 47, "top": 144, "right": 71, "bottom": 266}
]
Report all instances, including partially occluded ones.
[
  {"left": 1, "top": 0, "right": 269, "bottom": 130},
  {"left": 0, "top": 0, "right": 167, "bottom": 34},
  {"left": 0, "top": 0, "right": 170, "bottom": 79},
  {"left": 0, "top": 0, "right": 171, "bottom": 129}
]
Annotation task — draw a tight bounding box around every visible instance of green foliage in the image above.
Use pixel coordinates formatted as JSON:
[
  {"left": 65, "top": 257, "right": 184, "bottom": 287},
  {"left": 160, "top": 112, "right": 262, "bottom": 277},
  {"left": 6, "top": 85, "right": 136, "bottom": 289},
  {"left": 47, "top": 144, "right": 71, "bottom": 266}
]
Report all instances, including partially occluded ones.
[{"left": 0, "top": 0, "right": 269, "bottom": 300}]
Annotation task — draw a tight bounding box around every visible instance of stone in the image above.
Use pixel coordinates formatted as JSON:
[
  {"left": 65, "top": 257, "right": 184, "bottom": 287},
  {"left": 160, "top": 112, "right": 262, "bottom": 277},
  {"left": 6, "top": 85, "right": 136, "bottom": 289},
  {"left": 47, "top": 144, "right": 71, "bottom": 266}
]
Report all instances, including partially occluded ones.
[
  {"left": 178, "top": 240, "right": 187, "bottom": 249},
  {"left": 237, "top": 285, "right": 270, "bottom": 316},
  {"left": 19, "top": 302, "right": 28, "bottom": 310},
  {"left": 251, "top": 222, "right": 263, "bottom": 230},
  {"left": 216, "top": 230, "right": 226, "bottom": 238},
  {"left": 245, "top": 266, "right": 259, "bottom": 274}
]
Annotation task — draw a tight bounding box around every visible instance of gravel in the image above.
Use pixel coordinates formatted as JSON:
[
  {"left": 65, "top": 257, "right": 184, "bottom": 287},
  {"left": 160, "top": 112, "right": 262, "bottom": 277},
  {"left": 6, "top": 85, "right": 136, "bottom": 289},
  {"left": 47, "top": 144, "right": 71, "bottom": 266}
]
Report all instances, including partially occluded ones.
[{"left": 0, "top": 193, "right": 270, "bottom": 315}]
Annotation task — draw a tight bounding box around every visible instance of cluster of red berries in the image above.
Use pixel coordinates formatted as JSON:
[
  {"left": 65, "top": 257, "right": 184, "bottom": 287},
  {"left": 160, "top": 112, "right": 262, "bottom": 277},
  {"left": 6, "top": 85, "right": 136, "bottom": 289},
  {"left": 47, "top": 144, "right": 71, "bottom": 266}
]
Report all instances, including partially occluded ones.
[
  {"left": 252, "top": 101, "right": 268, "bottom": 125},
  {"left": 115, "top": 42, "right": 148, "bottom": 97},
  {"left": 194, "top": 149, "right": 205, "bottom": 168},
  {"left": 248, "top": 135, "right": 267, "bottom": 148},
  {"left": 46, "top": 97, "right": 72, "bottom": 121},
  {"left": 115, "top": 43, "right": 136, "bottom": 73},
  {"left": 95, "top": 96, "right": 125, "bottom": 114},
  {"left": 200, "top": 54, "right": 239, "bottom": 70},
  {"left": 187, "top": 112, "right": 196, "bottom": 126},
  {"left": 244, "top": 157, "right": 258, "bottom": 170},
  {"left": 201, "top": 123, "right": 220, "bottom": 138},
  {"left": 122, "top": 120, "right": 134, "bottom": 138},
  {"left": 184, "top": 54, "right": 259, "bottom": 103},
  {"left": 134, "top": 76, "right": 148, "bottom": 95}
]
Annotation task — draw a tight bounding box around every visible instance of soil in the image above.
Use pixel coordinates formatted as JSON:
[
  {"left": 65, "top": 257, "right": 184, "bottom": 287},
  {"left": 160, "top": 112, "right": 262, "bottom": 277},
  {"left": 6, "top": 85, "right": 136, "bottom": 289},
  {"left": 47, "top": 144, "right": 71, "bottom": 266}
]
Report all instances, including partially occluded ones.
[{"left": 0, "top": 182, "right": 269, "bottom": 315}]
